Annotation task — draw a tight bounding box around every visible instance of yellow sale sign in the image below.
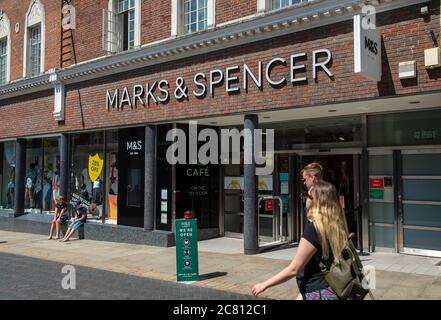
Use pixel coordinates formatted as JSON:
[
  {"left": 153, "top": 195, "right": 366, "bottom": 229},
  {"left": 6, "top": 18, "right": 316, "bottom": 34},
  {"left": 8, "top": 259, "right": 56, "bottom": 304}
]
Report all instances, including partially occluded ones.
[{"left": 88, "top": 154, "right": 104, "bottom": 182}]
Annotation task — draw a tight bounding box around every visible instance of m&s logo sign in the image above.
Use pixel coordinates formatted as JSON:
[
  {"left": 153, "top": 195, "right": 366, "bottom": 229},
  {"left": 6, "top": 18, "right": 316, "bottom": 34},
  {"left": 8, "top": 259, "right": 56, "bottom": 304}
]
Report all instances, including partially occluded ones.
[{"left": 364, "top": 36, "right": 378, "bottom": 55}]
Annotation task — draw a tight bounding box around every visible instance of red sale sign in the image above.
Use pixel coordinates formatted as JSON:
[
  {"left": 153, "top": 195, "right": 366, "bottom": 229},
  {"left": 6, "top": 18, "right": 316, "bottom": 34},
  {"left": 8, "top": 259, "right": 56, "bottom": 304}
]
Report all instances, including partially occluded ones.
[{"left": 370, "top": 178, "right": 384, "bottom": 189}]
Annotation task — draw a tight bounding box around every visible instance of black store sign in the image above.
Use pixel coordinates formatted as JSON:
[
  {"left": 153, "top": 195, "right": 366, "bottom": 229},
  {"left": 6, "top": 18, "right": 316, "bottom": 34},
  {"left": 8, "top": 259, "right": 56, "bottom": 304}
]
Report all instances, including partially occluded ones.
[{"left": 118, "top": 127, "right": 145, "bottom": 228}]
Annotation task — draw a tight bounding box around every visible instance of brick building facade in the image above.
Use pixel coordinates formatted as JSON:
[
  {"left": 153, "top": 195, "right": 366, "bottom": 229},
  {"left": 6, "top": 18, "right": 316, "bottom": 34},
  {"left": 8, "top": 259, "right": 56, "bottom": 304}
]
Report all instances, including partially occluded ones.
[{"left": 1, "top": 0, "right": 441, "bottom": 256}]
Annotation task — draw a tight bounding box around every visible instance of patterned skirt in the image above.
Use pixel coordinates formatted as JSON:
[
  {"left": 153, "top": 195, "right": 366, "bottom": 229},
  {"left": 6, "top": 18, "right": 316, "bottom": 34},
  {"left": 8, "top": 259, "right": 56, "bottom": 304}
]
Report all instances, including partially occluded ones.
[{"left": 303, "top": 286, "right": 339, "bottom": 300}]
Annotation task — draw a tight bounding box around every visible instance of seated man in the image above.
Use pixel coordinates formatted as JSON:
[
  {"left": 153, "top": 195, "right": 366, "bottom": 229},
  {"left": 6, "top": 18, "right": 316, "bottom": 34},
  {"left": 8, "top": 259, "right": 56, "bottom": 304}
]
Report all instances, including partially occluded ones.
[{"left": 61, "top": 201, "right": 87, "bottom": 242}]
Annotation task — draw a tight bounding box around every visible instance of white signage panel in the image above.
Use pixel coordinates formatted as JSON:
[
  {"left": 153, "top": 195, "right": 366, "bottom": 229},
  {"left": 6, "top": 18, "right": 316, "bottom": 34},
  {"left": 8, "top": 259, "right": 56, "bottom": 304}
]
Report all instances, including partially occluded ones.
[{"left": 354, "top": 14, "right": 382, "bottom": 82}]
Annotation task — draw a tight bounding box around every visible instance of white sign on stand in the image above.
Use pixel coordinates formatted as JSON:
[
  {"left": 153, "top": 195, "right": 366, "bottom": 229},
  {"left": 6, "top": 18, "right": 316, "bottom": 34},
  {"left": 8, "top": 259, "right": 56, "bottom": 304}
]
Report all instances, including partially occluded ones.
[{"left": 354, "top": 14, "right": 382, "bottom": 82}]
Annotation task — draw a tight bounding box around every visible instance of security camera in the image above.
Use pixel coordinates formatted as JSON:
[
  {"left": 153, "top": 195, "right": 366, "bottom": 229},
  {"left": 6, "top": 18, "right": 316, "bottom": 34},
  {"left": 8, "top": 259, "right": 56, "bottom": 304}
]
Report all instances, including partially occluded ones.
[{"left": 421, "top": 6, "right": 429, "bottom": 15}]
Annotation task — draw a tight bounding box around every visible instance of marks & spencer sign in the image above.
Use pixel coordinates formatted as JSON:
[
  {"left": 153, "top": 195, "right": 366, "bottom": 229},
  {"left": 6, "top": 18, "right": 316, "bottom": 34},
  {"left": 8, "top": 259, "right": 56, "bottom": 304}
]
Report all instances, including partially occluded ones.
[
  {"left": 354, "top": 12, "right": 382, "bottom": 82},
  {"left": 105, "top": 49, "right": 334, "bottom": 110}
]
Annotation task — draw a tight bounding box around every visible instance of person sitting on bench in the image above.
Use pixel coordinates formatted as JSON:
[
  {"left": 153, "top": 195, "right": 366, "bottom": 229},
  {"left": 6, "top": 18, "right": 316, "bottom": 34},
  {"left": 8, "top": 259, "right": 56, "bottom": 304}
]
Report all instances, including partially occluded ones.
[
  {"left": 61, "top": 201, "right": 87, "bottom": 242},
  {"left": 48, "top": 196, "right": 68, "bottom": 240}
]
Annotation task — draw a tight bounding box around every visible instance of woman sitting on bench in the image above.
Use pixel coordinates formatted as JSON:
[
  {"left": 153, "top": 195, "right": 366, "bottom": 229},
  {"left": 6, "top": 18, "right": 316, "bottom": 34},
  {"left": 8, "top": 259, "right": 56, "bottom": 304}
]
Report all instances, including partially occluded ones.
[
  {"left": 48, "top": 196, "right": 68, "bottom": 240},
  {"left": 61, "top": 201, "right": 87, "bottom": 242}
]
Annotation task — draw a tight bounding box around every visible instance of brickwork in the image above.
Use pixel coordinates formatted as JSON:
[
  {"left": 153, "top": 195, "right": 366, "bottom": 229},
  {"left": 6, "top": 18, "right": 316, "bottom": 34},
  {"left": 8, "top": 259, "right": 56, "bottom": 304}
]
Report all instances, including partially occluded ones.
[
  {"left": 0, "top": 1, "right": 440, "bottom": 140},
  {"left": 216, "top": 0, "right": 257, "bottom": 25},
  {"left": 140, "top": 0, "right": 171, "bottom": 45},
  {"left": 1, "top": 0, "right": 61, "bottom": 81}
]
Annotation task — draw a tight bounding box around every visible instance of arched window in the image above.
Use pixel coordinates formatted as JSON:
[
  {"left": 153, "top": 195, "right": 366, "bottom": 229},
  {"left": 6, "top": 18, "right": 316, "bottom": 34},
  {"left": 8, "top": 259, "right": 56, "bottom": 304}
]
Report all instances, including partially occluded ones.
[
  {"left": 23, "top": 0, "right": 45, "bottom": 77},
  {"left": 0, "top": 12, "right": 11, "bottom": 84}
]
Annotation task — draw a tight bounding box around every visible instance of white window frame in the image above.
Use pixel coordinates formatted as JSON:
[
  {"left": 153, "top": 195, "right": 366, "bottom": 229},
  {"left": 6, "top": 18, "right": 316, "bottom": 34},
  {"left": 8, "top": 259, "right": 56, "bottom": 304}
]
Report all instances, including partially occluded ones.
[
  {"left": 257, "top": 0, "right": 309, "bottom": 12},
  {"left": 28, "top": 25, "right": 42, "bottom": 77},
  {"left": 272, "top": 0, "right": 308, "bottom": 10},
  {"left": 257, "top": 0, "right": 271, "bottom": 13},
  {"left": 23, "top": 0, "right": 45, "bottom": 78},
  {"left": 0, "top": 12, "right": 11, "bottom": 84},
  {"left": 171, "top": 0, "right": 215, "bottom": 37},
  {"left": 118, "top": 0, "right": 136, "bottom": 50},
  {"left": 104, "top": 0, "right": 141, "bottom": 53}
]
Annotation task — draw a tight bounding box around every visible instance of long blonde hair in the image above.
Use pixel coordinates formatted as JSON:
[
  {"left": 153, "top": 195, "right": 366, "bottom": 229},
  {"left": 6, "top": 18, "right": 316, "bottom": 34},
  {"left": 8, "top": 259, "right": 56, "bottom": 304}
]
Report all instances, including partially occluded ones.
[{"left": 307, "top": 180, "right": 349, "bottom": 262}]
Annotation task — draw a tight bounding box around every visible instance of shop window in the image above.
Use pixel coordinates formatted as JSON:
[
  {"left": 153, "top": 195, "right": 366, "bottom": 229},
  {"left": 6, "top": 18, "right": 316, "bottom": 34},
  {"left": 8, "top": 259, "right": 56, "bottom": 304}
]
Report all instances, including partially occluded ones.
[
  {"left": 368, "top": 110, "right": 441, "bottom": 147},
  {"left": 42, "top": 139, "right": 60, "bottom": 213},
  {"left": 23, "top": 138, "right": 59, "bottom": 215},
  {"left": 103, "top": 0, "right": 140, "bottom": 53},
  {"left": 70, "top": 132, "right": 105, "bottom": 221},
  {"left": 106, "top": 130, "right": 119, "bottom": 224},
  {"left": 0, "top": 142, "right": 15, "bottom": 211},
  {"left": 24, "top": 139, "right": 42, "bottom": 213},
  {"left": 156, "top": 124, "right": 173, "bottom": 231},
  {"left": 69, "top": 130, "right": 120, "bottom": 225},
  {"left": 174, "top": 124, "right": 220, "bottom": 230},
  {"left": 24, "top": 0, "right": 45, "bottom": 77},
  {"left": 0, "top": 12, "right": 11, "bottom": 84},
  {"left": 260, "top": 116, "right": 362, "bottom": 149}
]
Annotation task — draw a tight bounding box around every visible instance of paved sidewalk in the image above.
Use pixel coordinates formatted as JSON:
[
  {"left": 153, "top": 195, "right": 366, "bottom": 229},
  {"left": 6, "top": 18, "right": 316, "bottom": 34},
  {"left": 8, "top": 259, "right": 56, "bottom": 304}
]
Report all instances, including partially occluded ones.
[
  {"left": 199, "top": 238, "right": 441, "bottom": 277},
  {"left": 0, "top": 252, "right": 258, "bottom": 300},
  {"left": 0, "top": 231, "right": 440, "bottom": 300}
]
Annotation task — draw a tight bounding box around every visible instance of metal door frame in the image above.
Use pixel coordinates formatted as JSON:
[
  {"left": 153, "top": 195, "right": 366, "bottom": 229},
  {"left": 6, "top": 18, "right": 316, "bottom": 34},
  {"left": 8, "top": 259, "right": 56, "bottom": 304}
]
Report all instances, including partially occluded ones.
[{"left": 294, "top": 148, "right": 364, "bottom": 250}]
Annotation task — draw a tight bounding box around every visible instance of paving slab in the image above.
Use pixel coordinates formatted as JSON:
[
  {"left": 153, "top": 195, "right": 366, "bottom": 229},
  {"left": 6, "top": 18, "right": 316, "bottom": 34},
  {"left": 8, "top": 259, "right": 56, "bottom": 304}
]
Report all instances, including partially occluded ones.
[{"left": 1, "top": 230, "right": 441, "bottom": 300}]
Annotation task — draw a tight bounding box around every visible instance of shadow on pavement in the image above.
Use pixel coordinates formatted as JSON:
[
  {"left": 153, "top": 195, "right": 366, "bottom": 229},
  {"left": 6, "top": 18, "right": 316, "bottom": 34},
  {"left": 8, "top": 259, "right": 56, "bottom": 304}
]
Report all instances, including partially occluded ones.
[{"left": 199, "top": 272, "right": 228, "bottom": 281}]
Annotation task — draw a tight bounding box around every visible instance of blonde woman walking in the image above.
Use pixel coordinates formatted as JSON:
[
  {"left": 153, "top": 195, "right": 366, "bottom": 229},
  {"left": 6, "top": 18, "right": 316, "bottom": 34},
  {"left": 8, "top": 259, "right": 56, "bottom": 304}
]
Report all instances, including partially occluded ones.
[{"left": 251, "top": 180, "right": 349, "bottom": 300}]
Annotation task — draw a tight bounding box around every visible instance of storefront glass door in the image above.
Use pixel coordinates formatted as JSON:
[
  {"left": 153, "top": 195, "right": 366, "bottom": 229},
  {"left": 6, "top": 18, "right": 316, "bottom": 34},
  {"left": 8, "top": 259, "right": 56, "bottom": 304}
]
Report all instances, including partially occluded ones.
[
  {"left": 400, "top": 150, "right": 441, "bottom": 257},
  {"left": 258, "top": 155, "right": 295, "bottom": 246},
  {"left": 0, "top": 142, "right": 15, "bottom": 211},
  {"left": 224, "top": 154, "right": 295, "bottom": 245},
  {"left": 298, "top": 152, "right": 361, "bottom": 248}
]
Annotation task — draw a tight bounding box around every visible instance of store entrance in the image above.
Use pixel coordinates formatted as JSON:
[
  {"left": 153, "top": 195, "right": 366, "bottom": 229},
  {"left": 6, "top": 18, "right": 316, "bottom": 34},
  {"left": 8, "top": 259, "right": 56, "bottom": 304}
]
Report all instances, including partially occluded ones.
[
  {"left": 298, "top": 153, "right": 361, "bottom": 248},
  {"left": 223, "top": 154, "right": 297, "bottom": 246}
]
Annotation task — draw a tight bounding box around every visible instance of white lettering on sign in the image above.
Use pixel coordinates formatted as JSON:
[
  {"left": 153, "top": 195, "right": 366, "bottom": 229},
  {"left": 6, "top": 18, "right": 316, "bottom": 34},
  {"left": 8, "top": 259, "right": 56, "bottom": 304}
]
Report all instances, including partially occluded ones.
[
  {"left": 186, "top": 168, "right": 210, "bottom": 177},
  {"left": 127, "top": 141, "right": 142, "bottom": 151},
  {"left": 105, "top": 50, "right": 334, "bottom": 110}
]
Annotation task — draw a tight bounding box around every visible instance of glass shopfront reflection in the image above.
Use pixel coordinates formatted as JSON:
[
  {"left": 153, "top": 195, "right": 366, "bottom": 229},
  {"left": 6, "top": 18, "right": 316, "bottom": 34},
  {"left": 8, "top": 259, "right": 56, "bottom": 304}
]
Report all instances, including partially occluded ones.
[
  {"left": 24, "top": 139, "right": 43, "bottom": 213},
  {"left": 0, "top": 142, "right": 16, "bottom": 210},
  {"left": 23, "top": 138, "right": 60, "bottom": 214},
  {"left": 42, "top": 139, "right": 60, "bottom": 213},
  {"left": 70, "top": 132, "right": 105, "bottom": 221}
]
